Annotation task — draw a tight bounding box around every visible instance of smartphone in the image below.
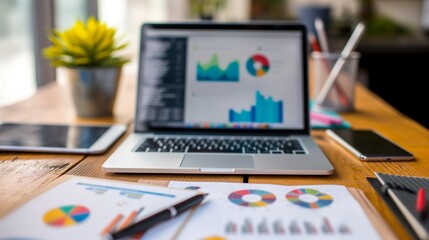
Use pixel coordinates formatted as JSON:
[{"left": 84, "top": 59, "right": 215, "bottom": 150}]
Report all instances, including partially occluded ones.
[
  {"left": 326, "top": 129, "right": 414, "bottom": 161},
  {"left": 0, "top": 122, "right": 127, "bottom": 154}
]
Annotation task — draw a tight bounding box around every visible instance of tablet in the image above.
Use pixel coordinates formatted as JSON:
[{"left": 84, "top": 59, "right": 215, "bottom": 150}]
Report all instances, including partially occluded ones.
[{"left": 0, "top": 122, "right": 127, "bottom": 154}]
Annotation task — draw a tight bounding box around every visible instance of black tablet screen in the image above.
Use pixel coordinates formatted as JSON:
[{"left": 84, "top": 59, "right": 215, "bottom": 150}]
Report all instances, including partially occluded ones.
[{"left": 0, "top": 123, "right": 109, "bottom": 149}]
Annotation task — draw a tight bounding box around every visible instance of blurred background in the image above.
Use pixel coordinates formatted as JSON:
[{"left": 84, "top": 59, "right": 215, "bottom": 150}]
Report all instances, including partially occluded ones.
[{"left": 1, "top": 0, "right": 428, "bottom": 128}]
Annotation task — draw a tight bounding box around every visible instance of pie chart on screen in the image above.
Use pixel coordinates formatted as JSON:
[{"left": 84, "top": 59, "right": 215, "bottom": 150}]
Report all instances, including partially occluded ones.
[
  {"left": 43, "top": 205, "right": 90, "bottom": 227},
  {"left": 246, "top": 54, "right": 270, "bottom": 77}
]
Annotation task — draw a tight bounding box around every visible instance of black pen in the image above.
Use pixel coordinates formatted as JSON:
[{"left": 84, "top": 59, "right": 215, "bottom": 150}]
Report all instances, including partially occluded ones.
[{"left": 106, "top": 193, "right": 208, "bottom": 240}]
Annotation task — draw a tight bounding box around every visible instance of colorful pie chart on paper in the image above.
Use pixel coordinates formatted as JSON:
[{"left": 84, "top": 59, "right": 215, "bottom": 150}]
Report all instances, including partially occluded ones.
[
  {"left": 246, "top": 54, "right": 270, "bottom": 77},
  {"left": 286, "top": 188, "right": 333, "bottom": 209},
  {"left": 228, "top": 189, "right": 276, "bottom": 207},
  {"left": 43, "top": 205, "right": 90, "bottom": 227}
]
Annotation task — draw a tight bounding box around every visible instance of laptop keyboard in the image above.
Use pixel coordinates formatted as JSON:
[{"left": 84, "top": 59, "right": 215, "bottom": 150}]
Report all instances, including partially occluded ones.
[{"left": 135, "top": 137, "right": 306, "bottom": 154}]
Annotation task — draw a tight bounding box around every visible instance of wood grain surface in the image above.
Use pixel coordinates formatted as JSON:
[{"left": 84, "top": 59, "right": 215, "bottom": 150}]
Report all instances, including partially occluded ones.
[
  {"left": 0, "top": 153, "right": 83, "bottom": 215},
  {"left": 0, "top": 71, "right": 428, "bottom": 239},
  {"left": 248, "top": 84, "right": 429, "bottom": 239}
]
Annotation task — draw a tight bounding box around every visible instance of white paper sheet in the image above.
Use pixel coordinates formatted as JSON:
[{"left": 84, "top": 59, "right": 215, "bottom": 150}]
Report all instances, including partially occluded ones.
[
  {"left": 0, "top": 176, "right": 197, "bottom": 240},
  {"left": 166, "top": 181, "right": 381, "bottom": 240}
]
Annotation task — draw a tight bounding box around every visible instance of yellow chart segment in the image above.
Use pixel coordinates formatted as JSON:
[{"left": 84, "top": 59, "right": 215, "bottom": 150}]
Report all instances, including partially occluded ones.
[
  {"left": 202, "top": 236, "right": 227, "bottom": 240},
  {"left": 256, "top": 69, "right": 266, "bottom": 76},
  {"left": 249, "top": 201, "right": 268, "bottom": 207},
  {"left": 319, "top": 195, "right": 333, "bottom": 200},
  {"left": 43, "top": 209, "right": 76, "bottom": 226}
]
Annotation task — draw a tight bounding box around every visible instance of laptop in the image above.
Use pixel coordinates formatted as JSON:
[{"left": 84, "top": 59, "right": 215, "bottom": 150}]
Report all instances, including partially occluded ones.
[{"left": 102, "top": 21, "right": 334, "bottom": 175}]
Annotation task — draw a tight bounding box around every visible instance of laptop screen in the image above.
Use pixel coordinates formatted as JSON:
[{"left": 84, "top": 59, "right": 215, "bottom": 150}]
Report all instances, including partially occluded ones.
[{"left": 135, "top": 22, "right": 309, "bottom": 134}]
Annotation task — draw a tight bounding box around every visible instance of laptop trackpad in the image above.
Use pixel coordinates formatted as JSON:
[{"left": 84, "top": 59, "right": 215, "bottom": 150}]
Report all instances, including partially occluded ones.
[{"left": 181, "top": 154, "right": 255, "bottom": 168}]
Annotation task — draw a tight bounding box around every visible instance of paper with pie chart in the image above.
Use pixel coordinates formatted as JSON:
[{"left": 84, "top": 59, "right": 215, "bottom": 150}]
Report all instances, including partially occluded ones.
[
  {"left": 0, "top": 176, "right": 198, "bottom": 240},
  {"left": 167, "top": 181, "right": 381, "bottom": 240}
]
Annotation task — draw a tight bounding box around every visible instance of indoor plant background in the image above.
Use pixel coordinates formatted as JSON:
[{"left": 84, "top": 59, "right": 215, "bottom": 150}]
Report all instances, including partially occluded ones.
[{"left": 43, "top": 17, "right": 129, "bottom": 118}]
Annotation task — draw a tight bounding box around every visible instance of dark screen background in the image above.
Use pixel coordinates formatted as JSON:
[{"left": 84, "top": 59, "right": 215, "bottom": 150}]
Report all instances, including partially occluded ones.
[{"left": 0, "top": 123, "right": 109, "bottom": 149}]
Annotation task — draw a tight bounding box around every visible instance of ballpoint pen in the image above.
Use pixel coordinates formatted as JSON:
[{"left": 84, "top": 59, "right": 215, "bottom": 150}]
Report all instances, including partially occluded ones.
[{"left": 105, "top": 193, "right": 208, "bottom": 240}]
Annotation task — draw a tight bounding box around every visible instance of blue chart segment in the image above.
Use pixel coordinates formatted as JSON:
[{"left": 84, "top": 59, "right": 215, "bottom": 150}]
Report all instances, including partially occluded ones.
[
  {"left": 229, "top": 91, "right": 283, "bottom": 123},
  {"left": 197, "top": 54, "right": 239, "bottom": 82}
]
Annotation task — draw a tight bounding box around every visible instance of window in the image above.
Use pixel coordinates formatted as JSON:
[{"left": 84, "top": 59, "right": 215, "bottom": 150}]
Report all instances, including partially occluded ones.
[
  {"left": 0, "top": 0, "right": 249, "bottom": 107},
  {"left": 0, "top": 0, "right": 36, "bottom": 107}
]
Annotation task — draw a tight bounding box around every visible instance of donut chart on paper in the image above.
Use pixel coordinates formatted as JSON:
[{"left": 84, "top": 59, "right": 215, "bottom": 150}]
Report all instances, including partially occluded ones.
[
  {"left": 286, "top": 188, "right": 333, "bottom": 209},
  {"left": 246, "top": 54, "right": 270, "bottom": 77},
  {"left": 228, "top": 189, "right": 276, "bottom": 207},
  {"left": 43, "top": 205, "right": 90, "bottom": 227}
]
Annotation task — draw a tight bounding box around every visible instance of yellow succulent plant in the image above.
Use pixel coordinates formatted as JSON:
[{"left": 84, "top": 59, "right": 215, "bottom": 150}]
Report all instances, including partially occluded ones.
[{"left": 43, "top": 16, "right": 129, "bottom": 67}]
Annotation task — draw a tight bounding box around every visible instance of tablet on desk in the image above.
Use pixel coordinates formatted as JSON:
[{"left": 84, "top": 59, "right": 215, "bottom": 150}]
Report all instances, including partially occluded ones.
[{"left": 0, "top": 122, "right": 127, "bottom": 154}]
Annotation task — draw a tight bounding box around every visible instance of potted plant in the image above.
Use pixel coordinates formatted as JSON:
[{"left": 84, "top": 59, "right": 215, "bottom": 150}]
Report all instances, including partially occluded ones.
[
  {"left": 43, "top": 16, "right": 129, "bottom": 118},
  {"left": 189, "top": 0, "right": 227, "bottom": 20}
]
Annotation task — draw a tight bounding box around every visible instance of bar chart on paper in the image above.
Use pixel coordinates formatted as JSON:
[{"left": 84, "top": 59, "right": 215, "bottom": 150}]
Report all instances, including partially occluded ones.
[{"left": 222, "top": 217, "right": 352, "bottom": 237}]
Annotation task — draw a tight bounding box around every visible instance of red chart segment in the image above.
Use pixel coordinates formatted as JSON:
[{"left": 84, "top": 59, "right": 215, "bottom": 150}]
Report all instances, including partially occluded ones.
[
  {"left": 286, "top": 188, "right": 333, "bottom": 209},
  {"left": 228, "top": 189, "right": 276, "bottom": 207}
]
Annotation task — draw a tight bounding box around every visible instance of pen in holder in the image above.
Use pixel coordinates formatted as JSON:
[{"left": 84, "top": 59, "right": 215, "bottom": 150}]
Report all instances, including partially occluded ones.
[
  {"left": 314, "top": 22, "right": 365, "bottom": 112},
  {"left": 312, "top": 51, "right": 361, "bottom": 112}
]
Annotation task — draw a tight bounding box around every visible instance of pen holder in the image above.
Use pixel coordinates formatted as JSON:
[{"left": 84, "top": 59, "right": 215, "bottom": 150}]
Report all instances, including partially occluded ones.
[{"left": 311, "top": 51, "right": 360, "bottom": 112}]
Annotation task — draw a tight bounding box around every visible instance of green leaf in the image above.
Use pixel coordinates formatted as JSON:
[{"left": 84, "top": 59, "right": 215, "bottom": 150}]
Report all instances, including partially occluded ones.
[{"left": 43, "top": 17, "right": 129, "bottom": 67}]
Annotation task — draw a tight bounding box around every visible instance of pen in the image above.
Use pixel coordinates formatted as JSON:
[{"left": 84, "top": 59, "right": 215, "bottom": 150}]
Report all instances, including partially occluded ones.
[
  {"left": 315, "top": 22, "right": 365, "bottom": 107},
  {"left": 107, "top": 193, "right": 207, "bottom": 239},
  {"left": 118, "top": 207, "right": 144, "bottom": 230},
  {"left": 310, "top": 25, "right": 349, "bottom": 108},
  {"left": 100, "top": 213, "right": 123, "bottom": 237},
  {"left": 314, "top": 18, "right": 330, "bottom": 53},
  {"left": 416, "top": 188, "right": 426, "bottom": 220}
]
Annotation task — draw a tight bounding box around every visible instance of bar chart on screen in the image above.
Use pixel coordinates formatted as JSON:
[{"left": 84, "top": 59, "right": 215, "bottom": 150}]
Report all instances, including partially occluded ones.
[{"left": 229, "top": 91, "right": 283, "bottom": 123}]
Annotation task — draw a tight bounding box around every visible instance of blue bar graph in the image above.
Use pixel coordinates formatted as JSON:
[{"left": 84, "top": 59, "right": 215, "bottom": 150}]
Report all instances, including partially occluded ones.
[{"left": 229, "top": 91, "right": 283, "bottom": 123}]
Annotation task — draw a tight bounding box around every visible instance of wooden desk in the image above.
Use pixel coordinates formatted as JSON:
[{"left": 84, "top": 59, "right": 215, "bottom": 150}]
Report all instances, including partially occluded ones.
[{"left": 0, "top": 73, "right": 428, "bottom": 239}]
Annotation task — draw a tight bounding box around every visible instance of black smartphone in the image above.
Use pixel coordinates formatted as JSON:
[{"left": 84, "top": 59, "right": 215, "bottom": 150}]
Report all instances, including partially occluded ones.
[{"left": 326, "top": 129, "right": 414, "bottom": 161}]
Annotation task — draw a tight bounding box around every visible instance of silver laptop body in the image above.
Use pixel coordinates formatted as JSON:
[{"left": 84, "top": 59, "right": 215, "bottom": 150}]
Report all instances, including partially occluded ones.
[{"left": 103, "top": 22, "right": 334, "bottom": 175}]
